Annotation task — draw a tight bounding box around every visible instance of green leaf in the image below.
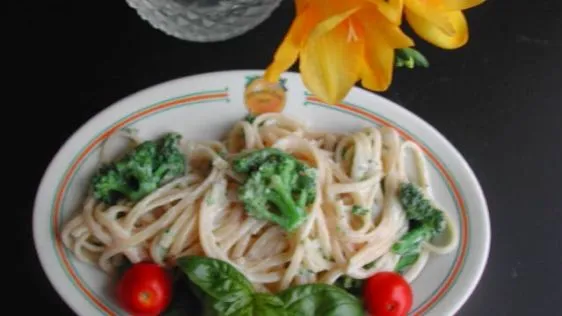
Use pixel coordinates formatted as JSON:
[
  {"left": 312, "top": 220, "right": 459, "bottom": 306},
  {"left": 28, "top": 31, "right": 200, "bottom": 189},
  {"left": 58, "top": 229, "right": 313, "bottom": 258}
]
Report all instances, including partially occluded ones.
[
  {"left": 176, "top": 256, "right": 254, "bottom": 301},
  {"left": 232, "top": 293, "right": 286, "bottom": 316},
  {"left": 115, "top": 258, "right": 132, "bottom": 278},
  {"left": 406, "top": 48, "right": 429, "bottom": 68},
  {"left": 212, "top": 292, "right": 285, "bottom": 316},
  {"left": 279, "top": 284, "right": 364, "bottom": 316},
  {"left": 213, "top": 295, "right": 253, "bottom": 315},
  {"left": 395, "top": 48, "right": 429, "bottom": 68},
  {"left": 203, "top": 298, "right": 221, "bottom": 316},
  {"left": 176, "top": 256, "right": 287, "bottom": 316},
  {"left": 187, "top": 279, "right": 221, "bottom": 316},
  {"left": 175, "top": 256, "right": 369, "bottom": 316},
  {"left": 162, "top": 270, "right": 204, "bottom": 316},
  {"left": 395, "top": 253, "right": 420, "bottom": 274},
  {"left": 333, "top": 275, "right": 364, "bottom": 297}
]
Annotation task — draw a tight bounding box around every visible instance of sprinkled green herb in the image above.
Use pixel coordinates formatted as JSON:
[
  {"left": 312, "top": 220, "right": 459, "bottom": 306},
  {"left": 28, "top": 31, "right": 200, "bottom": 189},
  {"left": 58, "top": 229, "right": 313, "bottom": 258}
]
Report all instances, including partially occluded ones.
[
  {"left": 351, "top": 205, "right": 369, "bottom": 216},
  {"left": 205, "top": 195, "right": 215, "bottom": 206},
  {"left": 244, "top": 114, "right": 256, "bottom": 123},
  {"left": 363, "top": 260, "right": 377, "bottom": 270}
]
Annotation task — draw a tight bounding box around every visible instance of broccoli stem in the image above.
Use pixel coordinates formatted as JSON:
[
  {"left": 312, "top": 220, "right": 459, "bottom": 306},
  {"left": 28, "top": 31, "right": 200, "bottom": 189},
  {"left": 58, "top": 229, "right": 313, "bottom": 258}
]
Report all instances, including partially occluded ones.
[
  {"left": 391, "top": 182, "right": 447, "bottom": 275},
  {"left": 296, "top": 190, "right": 308, "bottom": 208},
  {"left": 395, "top": 253, "right": 420, "bottom": 274},
  {"left": 267, "top": 175, "right": 307, "bottom": 230},
  {"left": 392, "top": 223, "right": 432, "bottom": 255}
]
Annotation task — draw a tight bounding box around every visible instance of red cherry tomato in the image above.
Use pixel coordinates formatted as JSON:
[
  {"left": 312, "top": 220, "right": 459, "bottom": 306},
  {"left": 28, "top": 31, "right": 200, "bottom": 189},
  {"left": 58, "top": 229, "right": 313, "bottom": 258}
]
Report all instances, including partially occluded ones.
[
  {"left": 116, "top": 262, "right": 172, "bottom": 316},
  {"left": 363, "top": 272, "right": 413, "bottom": 316}
]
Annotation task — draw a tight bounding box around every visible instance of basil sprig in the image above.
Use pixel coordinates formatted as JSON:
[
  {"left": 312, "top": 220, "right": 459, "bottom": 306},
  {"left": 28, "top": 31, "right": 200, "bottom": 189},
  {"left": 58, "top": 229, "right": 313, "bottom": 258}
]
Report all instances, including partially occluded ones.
[{"left": 177, "top": 256, "right": 365, "bottom": 316}]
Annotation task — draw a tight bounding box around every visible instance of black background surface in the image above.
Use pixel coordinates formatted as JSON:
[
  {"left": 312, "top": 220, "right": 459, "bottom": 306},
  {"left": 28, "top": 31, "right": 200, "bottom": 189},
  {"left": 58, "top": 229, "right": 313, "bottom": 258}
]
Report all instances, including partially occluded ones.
[{"left": 17, "top": 0, "right": 562, "bottom": 315}]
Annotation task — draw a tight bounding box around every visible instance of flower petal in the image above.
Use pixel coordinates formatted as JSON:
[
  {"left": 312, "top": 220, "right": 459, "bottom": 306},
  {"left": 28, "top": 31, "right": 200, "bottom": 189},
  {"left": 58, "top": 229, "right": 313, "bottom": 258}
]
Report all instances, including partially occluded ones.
[
  {"left": 310, "top": 0, "right": 363, "bottom": 18},
  {"left": 404, "top": 0, "right": 455, "bottom": 35},
  {"left": 264, "top": 6, "right": 321, "bottom": 82},
  {"left": 359, "top": 47, "right": 394, "bottom": 91},
  {"left": 308, "top": 7, "right": 360, "bottom": 42},
  {"left": 295, "top": 0, "right": 309, "bottom": 15},
  {"left": 264, "top": 1, "right": 361, "bottom": 85},
  {"left": 405, "top": 8, "right": 468, "bottom": 49},
  {"left": 367, "top": 0, "right": 404, "bottom": 25},
  {"left": 358, "top": 4, "right": 414, "bottom": 48},
  {"left": 304, "top": 0, "right": 362, "bottom": 41},
  {"left": 355, "top": 14, "right": 395, "bottom": 91},
  {"left": 440, "top": 0, "right": 486, "bottom": 11},
  {"left": 300, "top": 22, "right": 362, "bottom": 104}
]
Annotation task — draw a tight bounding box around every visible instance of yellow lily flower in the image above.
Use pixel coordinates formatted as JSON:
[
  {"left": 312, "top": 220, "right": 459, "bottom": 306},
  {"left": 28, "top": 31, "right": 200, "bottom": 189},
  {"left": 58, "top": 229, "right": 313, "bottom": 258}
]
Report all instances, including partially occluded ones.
[
  {"left": 263, "top": 0, "right": 414, "bottom": 105},
  {"left": 404, "top": 0, "right": 485, "bottom": 49}
]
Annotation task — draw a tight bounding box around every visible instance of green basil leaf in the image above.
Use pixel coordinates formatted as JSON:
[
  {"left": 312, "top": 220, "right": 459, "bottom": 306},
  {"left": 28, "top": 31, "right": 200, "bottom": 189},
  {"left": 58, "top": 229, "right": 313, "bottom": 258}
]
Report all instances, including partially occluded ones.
[
  {"left": 162, "top": 269, "right": 202, "bottom": 316},
  {"left": 250, "top": 293, "right": 286, "bottom": 316},
  {"left": 333, "top": 275, "right": 364, "bottom": 297},
  {"left": 279, "top": 284, "right": 364, "bottom": 316},
  {"left": 176, "top": 256, "right": 254, "bottom": 300},
  {"left": 201, "top": 295, "right": 221, "bottom": 316},
  {"left": 229, "top": 293, "right": 286, "bottom": 316},
  {"left": 214, "top": 294, "right": 253, "bottom": 315},
  {"left": 212, "top": 293, "right": 285, "bottom": 316},
  {"left": 116, "top": 258, "right": 132, "bottom": 278}
]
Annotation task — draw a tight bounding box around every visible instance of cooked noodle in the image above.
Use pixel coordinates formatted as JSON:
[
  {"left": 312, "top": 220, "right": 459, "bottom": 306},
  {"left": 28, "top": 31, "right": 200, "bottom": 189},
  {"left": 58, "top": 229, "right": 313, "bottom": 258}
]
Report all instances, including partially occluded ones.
[{"left": 61, "top": 113, "right": 458, "bottom": 292}]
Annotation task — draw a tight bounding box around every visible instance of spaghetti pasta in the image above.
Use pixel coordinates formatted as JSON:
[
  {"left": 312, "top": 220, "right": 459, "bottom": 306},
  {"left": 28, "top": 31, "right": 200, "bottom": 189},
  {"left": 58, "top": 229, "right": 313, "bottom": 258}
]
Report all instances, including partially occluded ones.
[{"left": 61, "top": 113, "right": 458, "bottom": 293}]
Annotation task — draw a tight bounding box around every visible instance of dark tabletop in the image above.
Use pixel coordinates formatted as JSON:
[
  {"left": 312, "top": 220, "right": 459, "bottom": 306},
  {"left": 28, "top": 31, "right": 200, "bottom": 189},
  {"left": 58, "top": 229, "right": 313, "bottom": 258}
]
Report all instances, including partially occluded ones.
[{"left": 18, "top": 0, "right": 562, "bottom": 315}]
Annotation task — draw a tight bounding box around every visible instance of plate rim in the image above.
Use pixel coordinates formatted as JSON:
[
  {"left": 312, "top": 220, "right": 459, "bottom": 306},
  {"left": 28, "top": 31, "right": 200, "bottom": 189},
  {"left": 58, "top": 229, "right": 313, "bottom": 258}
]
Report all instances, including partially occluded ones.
[{"left": 32, "top": 70, "right": 491, "bottom": 316}]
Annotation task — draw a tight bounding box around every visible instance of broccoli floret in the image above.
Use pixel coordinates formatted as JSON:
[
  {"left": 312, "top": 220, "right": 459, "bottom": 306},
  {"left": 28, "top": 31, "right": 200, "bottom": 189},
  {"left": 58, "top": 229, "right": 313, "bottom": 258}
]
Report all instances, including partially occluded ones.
[
  {"left": 424, "top": 209, "right": 446, "bottom": 234},
  {"left": 234, "top": 148, "right": 317, "bottom": 232},
  {"left": 232, "top": 148, "right": 289, "bottom": 173},
  {"left": 392, "top": 182, "right": 447, "bottom": 272},
  {"left": 398, "top": 182, "right": 446, "bottom": 233},
  {"left": 155, "top": 133, "right": 186, "bottom": 183},
  {"left": 398, "top": 182, "right": 436, "bottom": 221},
  {"left": 92, "top": 132, "right": 186, "bottom": 205}
]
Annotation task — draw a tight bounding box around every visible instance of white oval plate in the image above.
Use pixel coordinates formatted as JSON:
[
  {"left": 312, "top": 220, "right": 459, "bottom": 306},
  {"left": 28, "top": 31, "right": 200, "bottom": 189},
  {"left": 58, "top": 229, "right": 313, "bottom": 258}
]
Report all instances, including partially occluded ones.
[{"left": 33, "top": 70, "right": 490, "bottom": 316}]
